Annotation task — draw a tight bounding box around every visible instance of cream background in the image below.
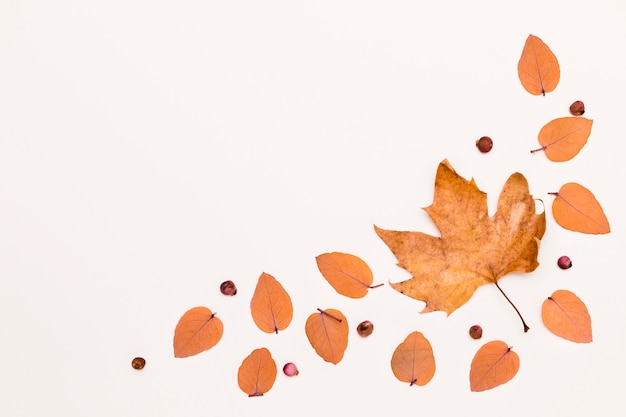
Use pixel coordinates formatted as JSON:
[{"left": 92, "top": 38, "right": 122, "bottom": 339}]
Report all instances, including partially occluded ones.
[{"left": 1, "top": 1, "right": 624, "bottom": 416}]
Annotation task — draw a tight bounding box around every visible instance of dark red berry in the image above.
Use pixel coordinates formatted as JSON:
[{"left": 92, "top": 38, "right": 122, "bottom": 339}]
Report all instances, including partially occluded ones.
[
  {"left": 569, "top": 100, "right": 585, "bottom": 116},
  {"left": 557, "top": 256, "right": 572, "bottom": 269},
  {"left": 131, "top": 357, "right": 146, "bottom": 370},
  {"left": 469, "top": 325, "right": 482, "bottom": 339},
  {"left": 283, "top": 362, "right": 299, "bottom": 376},
  {"left": 476, "top": 136, "right": 493, "bottom": 153},
  {"left": 220, "top": 280, "right": 237, "bottom": 296},
  {"left": 356, "top": 320, "right": 374, "bottom": 337}
]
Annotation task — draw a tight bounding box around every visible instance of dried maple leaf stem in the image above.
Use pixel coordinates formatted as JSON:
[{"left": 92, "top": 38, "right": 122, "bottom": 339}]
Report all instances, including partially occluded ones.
[
  {"left": 494, "top": 282, "right": 530, "bottom": 333},
  {"left": 317, "top": 308, "right": 343, "bottom": 323},
  {"left": 369, "top": 283, "right": 384, "bottom": 289}
]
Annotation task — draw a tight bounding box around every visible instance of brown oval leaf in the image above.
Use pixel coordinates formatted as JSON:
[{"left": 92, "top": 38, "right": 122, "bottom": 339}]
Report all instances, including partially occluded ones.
[
  {"left": 532, "top": 117, "right": 593, "bottom": 161},
  {"left": 315, "top": 252, "right": 380, "bottom": 298},
  {"left": 470, "top": 340, "right": 519, "bottom": 392},
  {"left": 518, "top": 34, "right": 560, "bottom": 96},
  {"left": 390, "top": 331, "right": 436, "bottom": 386},
  {"left": 250, "top": 272, "right": 293, "bottom": 333},
  {"left": 305, "top": 308, "right": 349, "bottom": 364},
  {"left": 542, "top": 289, "right": 592, "bottom": 343},
  {"left": 550, "top": 183, "right": 610, "bottom": 234},
  {"left": 237, "top": 347, "right": 277, "bottom": 397},
  {"left": 173, "top": 306, "right": 223, "bottom": 358}
]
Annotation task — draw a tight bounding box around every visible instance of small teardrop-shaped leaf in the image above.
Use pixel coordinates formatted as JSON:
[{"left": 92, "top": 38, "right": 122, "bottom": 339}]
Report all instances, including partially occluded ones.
[
  {"left": 531, "top": 117, "right": 593, "bottom": 161},
  {"left": 237, "top": 347, "right": 277, "bottom": 397},
  {"left": 250, "top": 272, "right": 293, "bottom": 334},
  {"left": 518, "top": 34, "right": 560, "bottom": 96},
  {"left": 173, "top": 307, "right": 223, "bottom": 358},
  {"left": 390, "top": 331, "right": 436, "bottom": 386},
  {"left": 550, "top": 183, "right": 610, "bottom": 234},
  {"left": 305, "top": 308, "right": 349, "bottom": 364},
  {"left": 315, "top": 252, "right": 382, "bottom": 298},
  {"left": 542, "top": 290, "right": 592, "bottom": 343},
  {"left": 470, "top": 340, "right": 519, "bottom": 392}
]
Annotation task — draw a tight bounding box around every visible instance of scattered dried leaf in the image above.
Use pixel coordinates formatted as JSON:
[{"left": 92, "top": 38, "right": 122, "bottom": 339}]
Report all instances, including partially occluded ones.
[
  {"left": 470, "top": 340, "right": 519, "bottom": 392},
  {"left": 237, "top": 347, "right": 277, "bottom": 396},
  {"left": 390, "top": 331, "right": 436, "bottom": 386},
  {"left": 250, "top": 272, "right": 293, "bottom": 334},
  {"left": 518, "top": 34, "right": 560, "bottom": 95},
  {"left": 542, "top": 290, "right": 592, "bottom": 343},
  {"left": 173, "top": 307, "right": 224, "bottom": 358},
  {"left": 305, "top": 308, "right": 349, "bottom": 364},
  {"left": 549, "top": 183, "right": 610, "bottom": 234},
  {"left": 531, "top": 117, "right": 593, "bottom": 162}
]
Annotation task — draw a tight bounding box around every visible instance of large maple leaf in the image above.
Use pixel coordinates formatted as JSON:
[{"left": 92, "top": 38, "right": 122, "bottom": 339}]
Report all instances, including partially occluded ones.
[{"left": 375, "top": 160, "right": 545, "bottom": 327}]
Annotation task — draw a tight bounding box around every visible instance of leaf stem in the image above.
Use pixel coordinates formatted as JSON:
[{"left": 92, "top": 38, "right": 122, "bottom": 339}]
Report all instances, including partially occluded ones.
[
  {"left": 494, "top": 282, "right": 530, "bottom": 333},
  {"left": 368, "top": 283, "right": 384, "bottom": 289},
  {"left": 530, "top": 145, "right": 546, "bottom": 154},
  {"left": 317, "top": 308, "right": 342, "bottom": 323}
]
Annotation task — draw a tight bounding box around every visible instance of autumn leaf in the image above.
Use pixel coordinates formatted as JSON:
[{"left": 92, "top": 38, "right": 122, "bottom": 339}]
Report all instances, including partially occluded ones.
[
  {"left": 530, "top": 117, "right": 593, "bottom": 161},
  {"left": 470, "top": 340, "right": 519, "bottom": 392},
  {"left": 549, "top": 183, "right": 610, "bottom": 234},
  {"left": 315, "top": 252, "right": 383, "bottom": 298},
  {"left": 250, "top": 272, "right": 293, "bottom": 333},
  {"left": 518, "top": 34, "right": 560, "bottom": 96},
  {"left": 375, "top": 160, "right": 545, "bottom": 331},
  {"left": 305, "top": 308, "right": 349, "bottom": 364},
  {"left": 173, "top": 307, "right": 223, "bottom": 358},
  {"left": 390, "top": 331, "right": 436, "bottom": 386},
  {"left": 542, "top": 290, "right": 592, "bottom": 343},
  {"left": 237, "top": 347, "right": 277, "bottom": 397}
]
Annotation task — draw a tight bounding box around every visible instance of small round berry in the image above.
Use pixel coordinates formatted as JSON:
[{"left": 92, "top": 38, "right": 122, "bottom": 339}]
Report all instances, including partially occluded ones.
[
  {"left": 220, "top": 280, "right": 237, "bottom": 296},
  {"left": 469, "top": 325, "right": 483, "bottom": 339},
  {"left": 356, "top": 320, "right": 374, "bottom": 337},
  {"left": 569, "top": 100, "right": 585, "bottom": 116},
  {"left": 131, "top": 357, "right": 146, "bottom": 370},
  {"left": 283, "top": 362, "right": 299, "bottom": 376},
  {"left": 476, "top": 136, "right": 493, "bottom": 153},
  {"left": 557, "top": 256, "right": 572, "bottom": 269}
]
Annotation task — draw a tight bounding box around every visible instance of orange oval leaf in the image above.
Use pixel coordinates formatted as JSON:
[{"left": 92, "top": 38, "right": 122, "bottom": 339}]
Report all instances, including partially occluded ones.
[
  {"left": 305, "top": 308, "right": 349, "bottom": 364},
  {"left": 173, "top": 306, "right": 223, "bottom": 358},
  {"left": 550, "top": 183, "right": 610, "bottom": 234},
  {"left": 532, "top": 117, "right": 593, "bottom": 161},
  {"left": 250, "top": 272, "right": 293, "bottom": 333},
  {"left": 470, "top": 340, "right": 519, "bottom": 392},
  {"left": 390, "top": 331, "right": 436, "bottom": 386},
  {"left": 315, "top": 252, "right": 381, "bottom": 298},
  {"left": 518, "top": 34, "right": 560, "bottom": 96},
  {"left": 237, "top": 347, "right": 277, "bottom": 397},
  {"left": 542, "top": 289, "right": 592, "bottom": 343}
]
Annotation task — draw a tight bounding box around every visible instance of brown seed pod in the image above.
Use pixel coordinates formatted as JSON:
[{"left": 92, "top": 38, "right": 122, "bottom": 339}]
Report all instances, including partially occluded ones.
[
  {"left": 469, "top": 325, "right": 483, "bottom": 339},
  {"left": 476, "top": 136, "right": 493, "bottom": 153},
  {"left": 569, "top": 100, "right": 585, "bottom": 116},
  {"left": 131, "top": 357, "right": 146, "bottom": 370}
]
